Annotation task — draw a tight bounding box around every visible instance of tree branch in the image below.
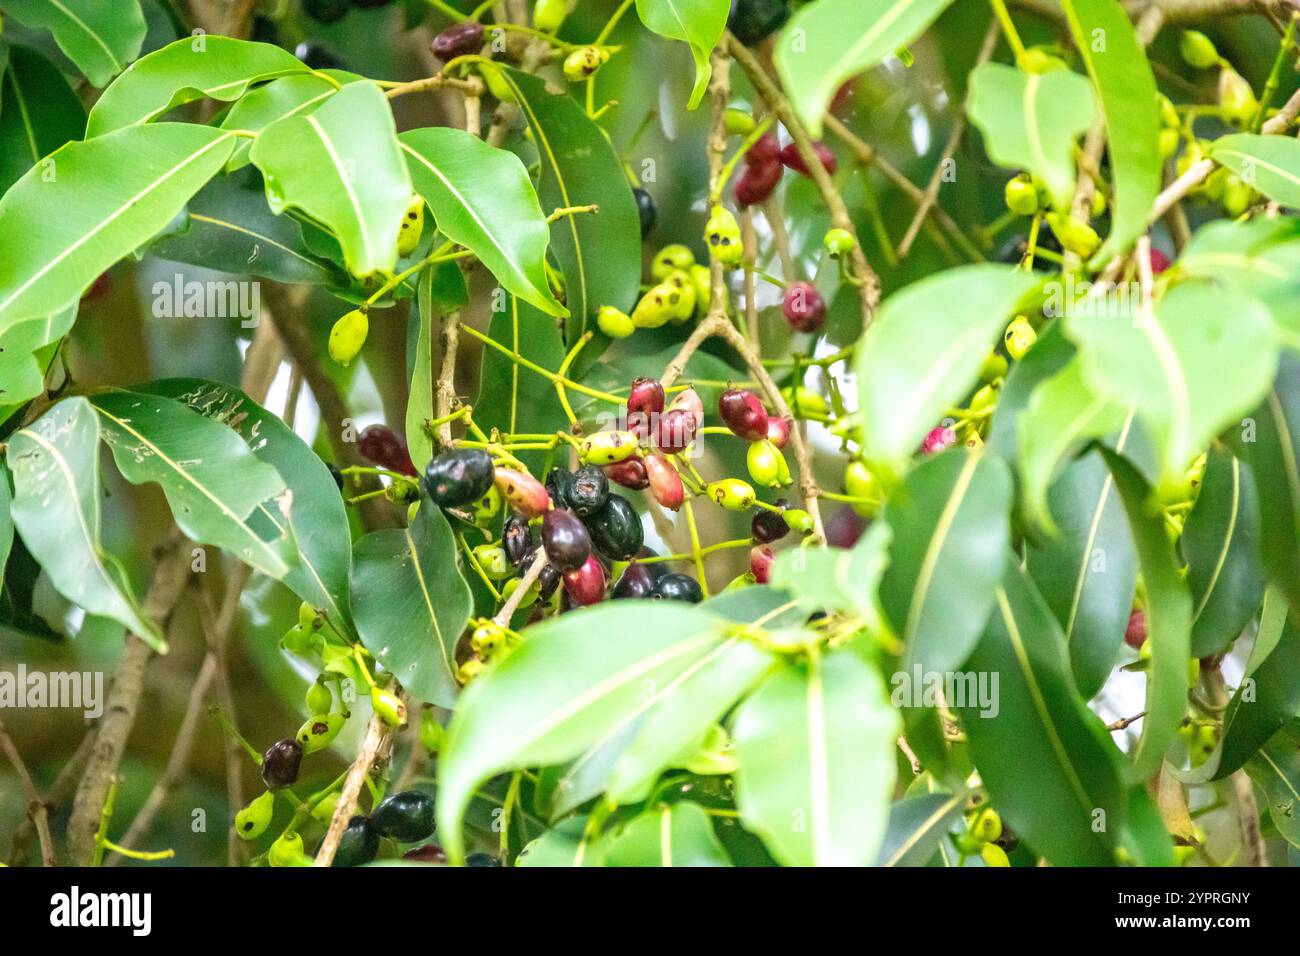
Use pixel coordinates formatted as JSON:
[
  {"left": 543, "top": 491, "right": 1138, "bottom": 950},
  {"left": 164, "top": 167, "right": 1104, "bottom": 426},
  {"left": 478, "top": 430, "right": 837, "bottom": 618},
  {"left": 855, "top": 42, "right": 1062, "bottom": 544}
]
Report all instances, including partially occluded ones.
[{"left": 0, "top": 716, "right": 56, "bottom": 866}]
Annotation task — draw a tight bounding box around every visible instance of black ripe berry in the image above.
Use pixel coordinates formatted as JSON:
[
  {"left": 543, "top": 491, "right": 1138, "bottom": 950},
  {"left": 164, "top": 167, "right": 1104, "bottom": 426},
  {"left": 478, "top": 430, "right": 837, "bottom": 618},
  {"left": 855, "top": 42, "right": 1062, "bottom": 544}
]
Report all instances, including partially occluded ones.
[
  {"left": 503, "top": 512, "right": 533, "bottom": 566},
  {"left": 424, "top": 448, "right": 494, "bottom": 508},
  {"left": 537, "top": 563, "right": 561, "bottom": 602},
  {"left": 326, "top": 462, "right": 345, "bottom": 491},
  {"left": 432, "top": 21, "right": 486, "bottom": 61},
  {"left": 545, "top": 466, "right": 575, "bottom": 510},
  {"left": 653, "top": 572, "right": 703, "bottom": 603},
  {"left": 542, "top": 508, "right": 593, "bottom": 572},
  {"left": 261, "top": 738, "right": 303, "bottom": 791},
  {"left": 633, "top": 188, "right": 657, "bottom": 239},
  {"left": 293, "top": 41, "right": 346, "bottom": 71},
  {"left": 370, "top": 790, "right": 436, "bottom": 843},
  {"left": 751, "top": 507, "right": 790, "bottom": 544},
  {"left": 728, "top": 0, "right": 791, "bottom": 46},
  {"left": 465, "top": 852, "right": 503, "bottom": 867},
  {"left": 586, "top": 495, "right": 644, "bottom": 561},
  {"left": 334, "top": 815, "right": 379, "bottom": 868},
  {"left": 568, "top": 465, "right": 610, "bottom": 517},
  {"left": 613, "top": 561, "right": 657, "bottom": 599}
]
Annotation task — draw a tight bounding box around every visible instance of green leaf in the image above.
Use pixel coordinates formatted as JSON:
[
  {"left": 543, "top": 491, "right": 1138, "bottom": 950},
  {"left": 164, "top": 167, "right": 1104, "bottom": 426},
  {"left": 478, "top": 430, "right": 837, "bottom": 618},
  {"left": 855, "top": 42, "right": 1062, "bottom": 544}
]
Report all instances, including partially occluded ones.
[
  {"left": 1215, "top": 615, "right": 1300, "bottom": 779},
  {"left": 1058, "top": 0, "right": 1162, "bottom": 260},
  {"left": 875, "top": 791, "right": 967, "bottom": 866},
  {"left": 349, "top": 502, "right": 471, "bottom": 709},
  {"left": 604, "top": 802, "right": 731, "bottom": 866},
  {"left": 86, "top": 36, "right": 310, "bottom": 137},
  {"left": 856, "top": 265, "right": 1039, "bottom": 468},
  {"left": 220, "top": 72, "right": 358, "bottom": 172},
  {"left": 774, "top": 0, "right": 955, "bottom": 137},
  {"left": 880, "top": 449, "right": 1012, "bottom": 675},
  {"left": 1177, "top": 218, "right": 1300, "bottom": 345},
  {"left": 146, "top": 379, "right": 354, "bottom": 633},
  {"left": 1244, "top": 732, "right": 1300, "bottom": 848},
  {"left": 1099, "top": 448, "right": 1192, "bottom": 781},
  {"left": 634, "top": 0, "right": 729, "bottom": 110},
  {"left": 1181, "top": 449, "right": 1265, "bottom": 657},
  {"left": 89, "top": 389, "right": 292, "bottom": 579},
  {"left": 958, "top": 558, "right": 1126, "bottom": 865},
  {"left": 250, "top": 81, "right": 412, "bottom": 279},
  {"left": 1233, "top": 357, "right": 1300, "bottom": 609},
  {"left": 0, "top": 464, "right": 12, "bottom": 594},
  {"left": 0, "top": 307, "right": 76, "bottom": 408},
  {"left": 5, "top": 398, "right": 163, "bottom": 649},
  {"left": 497, "top": 68, "right": 641, "bottom": 343},
  {"left": 0, "top": 123, "right": 237, "bottom": 331},
  {"left": 1017, "top": 358, "right": 1131, "bottom": 530},
  {"left": 400, "top": 126, "right": 565, "bottom": 317},
  {"left": 987, "top": 319, "right": 1074, "bottom": 462},
  {"left": 731, "top": 648, "right": 900, "bottom": 866},
  {"left": 516, "top": 815, "right": 605, "bottom": 867},
  {"left": 1211, "top": 133, "right": 1300, "bottom": 210},
  {"left": 1066, "top": 281, "right": 1278, "bottom": 487},
  {"left": 769, "top": 521, "right": 890, "bottom": 630},
  {"left": 967, "top": 63, "right": 1095, "bottom": 212},
  {"left": 146, "top": 171, "right": 341, "bottom": 287},
  {"left": 1025, "top": 451, "right": 1138, "bottom": 699},
  {"left": 698, "top": 584, "right": 807, "bottom": 629},
  {"left": 1, "top": 0, "right": 145, "bottom": 87},
  {"left": 435, "top": 601, "right": 728, "bottom": 862},
  {"left": 0, "top": 44, "right": 86, "bottom": 195}
]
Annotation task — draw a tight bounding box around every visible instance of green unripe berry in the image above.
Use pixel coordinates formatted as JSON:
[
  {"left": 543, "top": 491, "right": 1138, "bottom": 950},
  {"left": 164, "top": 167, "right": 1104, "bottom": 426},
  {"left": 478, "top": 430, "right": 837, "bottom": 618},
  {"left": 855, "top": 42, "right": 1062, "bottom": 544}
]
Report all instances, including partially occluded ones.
[
  {"left": 563, "top": 46, "right": 608, "bottom": 82},
  {"left": 724, "top": 107, "right": 756, "bottom": 136},
  {"left": 1218, "top": 67, "right": 1257, "bottom": 126},
  {"left": 1090, "top": 189, "right": 1107, "bottom": 219},
  {"left": 1159, "top": 94, "right": 1180, "bottom": 129},
  {"left": 1179, "top": 30, "right": 1219, "bottom": 69},
  {"left": 844, "top": 460, "right": 880, "bottom": 519},
  {"left": 631, "top": 284, "right": 675, "bottom": 329},
  {"left": 652, "top": 244, "right": 695, "bottom": 280},
  {"left": 235, "top": 791, "right": 275, "bottom": 842},
  {"left": 1045, "top": 212, "right": 1100, "bottom": 258},
  {"left": 471, "top": 484, "right": 501, "bottom": 526},
  {"left": 281, "top": 623, "right": 316, "bottom": 655},
  {"left": 1222, "top": 173, "right": 1253, "bottom": 218},
  {"left": 1019, "top": 47, "right": 1066, "bottom": 73},
  {"left": 823, "top": 227, "right": 856, "bottom": 258},
  {"left": 328, "top": 309, "right": 368, "bottom": 366},
  {"left": 1158, "top": 127, "right": 1180, "bottom": 160},
  {"left": 663, "top": 269, "right": 697, "bottom": 322},
  {"left": 1004, "top": 316, "right": 1037, "bottom": 361},
  {"left": 472, "top": 543, "right": 513, "bottom": 580},
  {"left": 980, "top": 842, "right": 1010, "bottom": 867},
  {"left": 500, "top": 574, "right": 538, "bottom": 610},
  {"left": 970, "top": 806, "right": 1002, "bottom": 843},
  {"left": 705, "top": 205, "right": 744, "bottom": 266},
  {"left": 579, "top": 429, "right": 639, "bottom": 465},
  {"left": 479, "top": 63, "right": 516, "bottom": 103},
  {"left": 458, "top": 657, "right": 486, "bottom": 683},
  {"left": 471, "top": 620, "right": 506, "bottom": 657},
  {"left": 310, "top": 791, "right": 340, "bottom": 824},
  {"left": 1004, "top": 174, "right": 1039, "bottom": 216},
  {"left": 597, "top": 305, "right": 635, "bottom": 338},
  {"left": 533, "top": 0, "right": 567, "bottom": 34},
  {"left": 397, "top": 195, "right": 425, "bottom": 257},
  {"left": 783, "top": 508, "right": 815, "bottom": 536},
  {"left": 269, "top": 832, "right": 311, "bottom": 867},
  {"left": 297, "top": 713, "right": 345, "bottom": 755},
  {"left": 305, "top": 681, "right": 332, "bottom": 715},
  {"left": 420, "top": 708, "right": 445, "bottom": 753},
  {"left": 746, "top": 439, "right": 789, "bottom": 489},
  {"left": 689, "top": 262, "right": 726, "bottom": 316},
  {"left": 780, "top": 385, "right": 828, "bottom": 417},
  {"left": 371, "top": 687, "right": 407, "bottom": 727},
  {"left": 707, "top": 478, "right": 756, "bottom": 511}
]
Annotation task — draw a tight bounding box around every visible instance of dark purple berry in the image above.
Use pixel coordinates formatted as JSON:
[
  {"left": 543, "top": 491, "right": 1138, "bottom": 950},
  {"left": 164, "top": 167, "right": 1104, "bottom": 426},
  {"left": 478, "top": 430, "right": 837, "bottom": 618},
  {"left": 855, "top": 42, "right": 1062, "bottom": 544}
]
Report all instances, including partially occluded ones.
[
  {"left": 542, "top": 509, "right": 592, "bottom": 571},
  {"left": 424, "top": 448, "right": 494, "bottom": 507},
  {"left": 432, "top": 21, "right": 485, "bottom": 61},
  {"left": 261, "top": 738, "right": 303, "bottom": 791},
  {"left": 370, "top": 790, "right": 435, "bottom": 842},
  {"left": 334, "top": 816, "right": 379, "bottom": 867},
  {"left": 568, "top": 465, "right": 609, "bottom": 517},
  {"left": 782, "top": 281, "right": 826, "bottom": 333},
  {"left": 718, "top": 387, "right": 770, "bottom": 441}
]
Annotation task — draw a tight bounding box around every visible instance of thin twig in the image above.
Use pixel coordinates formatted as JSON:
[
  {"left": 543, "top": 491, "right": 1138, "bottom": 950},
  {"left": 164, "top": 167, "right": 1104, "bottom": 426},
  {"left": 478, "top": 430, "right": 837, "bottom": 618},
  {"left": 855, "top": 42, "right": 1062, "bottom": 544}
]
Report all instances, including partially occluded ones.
[{"left": 0, "top": 716, "right": 56, "bottom": 866}]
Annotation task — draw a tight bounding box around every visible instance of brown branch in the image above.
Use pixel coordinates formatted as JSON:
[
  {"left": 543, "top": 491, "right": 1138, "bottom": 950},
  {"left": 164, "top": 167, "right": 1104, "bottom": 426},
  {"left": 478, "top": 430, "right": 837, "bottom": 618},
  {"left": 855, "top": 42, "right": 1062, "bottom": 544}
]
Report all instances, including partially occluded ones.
[
  {"left": 0, "top": 716, "right": 56, "bottom": 866},
  {"left": 494, "top": 546, "right": 547, "bottom": 627},
  {"left": 313, "top": 707, "right": 398, "bottom": 866},
  {"left": 8, "top": 727, "right": 92, "bottom": 865}
]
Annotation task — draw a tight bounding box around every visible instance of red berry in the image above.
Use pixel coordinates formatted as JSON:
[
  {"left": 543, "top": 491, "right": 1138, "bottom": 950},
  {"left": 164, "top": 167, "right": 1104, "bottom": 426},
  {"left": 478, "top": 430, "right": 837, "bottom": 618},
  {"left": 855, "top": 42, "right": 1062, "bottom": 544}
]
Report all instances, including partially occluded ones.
[
  {"left": 824, "top": 505, "right": 866, "bottom": 548},
  {"left": 644, "top": 453, "right": 684, "bottom": 511},
  {"left": 563, "top": 555, "right": 606, "bottom": 605},
  {"left": 766, "top": 416, "right": 792, "bottom": 449},
  {"left": 1149, "top": 248, "right": 1170, "bottom": 274},
  {"left": 718, "top": 387, "right": 770, "bottom": 441},
  {"left": 831, "top": 80, "right": 855, "bottom": 114},
  {"left": 922, "top": 426, "right": 957, "bottom": 455},
  {"left": 627, "top": 377, "right": 665, "bottom": 415},
  {"left": 605, "top": 457, "right": 650, "bottom": 490},
  {"left": 735, "top": 158, "right": 783, "bottom": 206},
  {"left": 666, "top": 387, "right": 704, "bottom": 425},
  {"left": 748, "top": 132, "right": 781, "bottom": 167},
  {"left": 782, "top": 281, "right": 826, "bottom": 333},
  {"left": 403, "top": 844, "right": 448, "bottom": 864},
  {"left": 1125, "top": 609, "right": 1147, "bottom": 649},
  {"left": 750, "top": 545, "right": 774, "bottom": 584},
  {"left": 655, "top": 408, "right": 698, "bottom": 454},
  {"left": 493, "top": 467, "right": 550, "bottom": 518},
  {"left": 779, "top": 141, "right": 837, "bottom": 177},
  {"left": 431, "top": 21, "right": 484, "bottom": 61},
  {"left": 358, "top": 424, "right": 417, "bottom": 476}
]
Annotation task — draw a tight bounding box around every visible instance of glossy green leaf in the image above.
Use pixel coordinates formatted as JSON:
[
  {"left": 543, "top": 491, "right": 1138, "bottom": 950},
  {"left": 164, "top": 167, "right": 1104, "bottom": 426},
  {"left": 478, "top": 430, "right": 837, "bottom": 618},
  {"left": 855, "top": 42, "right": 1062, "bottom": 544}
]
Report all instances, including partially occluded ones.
[
  {"left": 856, "top": 265, "right": 1039, "bottom": 468},
  {"left": 604, "top": 802, "right": 730, "bottom": 866},
  {"left": 1018, "top": 358, "right": 1131, "bottom": 530},
  {"left": 0, "top": 123, "right": 237, "bottom": 331},
  {"left": 987, "top": 319, "right": 1074, "bottom": 462},
  {"left": 146, "top": 171, "right": 341, "bottom": 287},
  {"left": 774, "top": 0, "right": 955, "bottom": 137},
  {"left": 959, "top": 559, "right": 1125, "bottom": 865},
  {"left": 1211, "top": 133, "right": 1300, "bottom": 210},
  {"left": 435, "top": 601, "right": 728, "bottom": 862},
  {"left": 349, "top": 501, "right": 471, "bottom": 709},
  {"left": 1099, "top": 448, "right": 1192, "bottom": 781},
  {"left": 2, "top": 0, "right": 145, "bottom": 87},
  {"left": 250, "top": 81, "right": 411, "bottom": 279},
  {"left": 634, "top": 0, "right": 729, "bottom": 109},
  {"left": 1244, "top": 732, "right": 1300, "bottom": 848},
  {"left": 516, "top": 815, "right": 605, "bottom": 867},
  {"left": 880, "top": 449, "right": 1012, "bottom": 675},
  {"left": 732, "top": 648, "right": 900, "bottom": 867},
  {"left": 400, "top": 126, "right": 564, "bottom": 317},
  {"left": 221, "top": 71, "right": 360, "bottom": 172},
  {"left": 1067, "top": 281, "right": 1278, "bottom": 487},
  {"left": 875, "top": 791, "right": 966, "bottom": 866},
  {"left": 1058, "top": 0, "right": 1162, "bottom": 260},
  {"left": 698, "top": 585, "right": 806, "bottom": 629},
  {"left": 146, "top": 379, "right": 354, "bottom": 632},
  {"left": 1181, "top": 449, "right": 1265, "bottom": 657},
  {"left": 5, "top": 398, "right": 163, "bottom": 649},
  {"left": 769, "top": 521, "right": 890, "bottom": 631},
  {"left": 968, "top": 63, "right": 1095, "bottom": 211},
  {"left": 0, "top": 464, "right": 12, "bottom": 593},
  {"left": 1215, "top": 615, "right": 1300, "bottom": 779},
  {"left": 90, "top": 389, "right": 292, "bottom": 579},
  {"left": 86, "top": 36, "right": 310, "bottom": 137},
  {"left": 0, "top": 307, "right": 75, "bottom": 408},
  {"left": 0, "top": 44, "right": 86, "bottom": 195},
  {"left": 498, "top": 68, "right": 641, "bottom": 343},
  {"left": 1234, "top": 357, "right": 1300, "bottom": 609}
]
